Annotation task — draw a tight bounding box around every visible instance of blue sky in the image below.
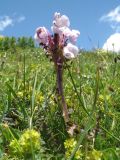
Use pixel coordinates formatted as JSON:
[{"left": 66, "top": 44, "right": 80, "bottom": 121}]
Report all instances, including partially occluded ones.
[{"left": 0, "top": 0, "right": 120, "bottom": 50}]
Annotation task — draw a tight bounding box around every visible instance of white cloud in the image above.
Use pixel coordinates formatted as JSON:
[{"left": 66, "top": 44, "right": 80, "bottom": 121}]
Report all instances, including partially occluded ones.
[
  {"left": 100, "top": 6, "right": 120, "bottom": 23},
  {"left": 100, "top": 6, "right": 120, "bottom": 32},
  {"left": 0, "top": 15, "right": 26, "bottom": 32},
  {"left": 0, "top": 16, "right": 13, "bottom": 31},
  {"left": 17, "top": 16, "right": 26, "bottom": 23},
  {"left": 111, "top": 24, "right": 120, "bottom": 32},
  {"left": 103, "top": 33, "right": 120, "bottom": 53}
]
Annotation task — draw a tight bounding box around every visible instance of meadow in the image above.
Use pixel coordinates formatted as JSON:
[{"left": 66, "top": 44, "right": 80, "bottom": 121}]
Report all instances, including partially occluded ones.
[{"left": 0, "top": 37, "right": 120, "bottom": 159}]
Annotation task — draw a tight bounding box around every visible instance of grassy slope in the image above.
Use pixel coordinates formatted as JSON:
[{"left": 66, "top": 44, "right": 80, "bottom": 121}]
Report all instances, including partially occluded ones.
[{"left": 0, "top": 47, "right": 120, "bottom": 159}]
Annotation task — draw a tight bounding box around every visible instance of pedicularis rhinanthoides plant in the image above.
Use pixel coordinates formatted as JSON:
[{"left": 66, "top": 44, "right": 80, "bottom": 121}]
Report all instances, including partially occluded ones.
[{"left": 34, "top": 12, "right": 80, "bottom": 123}]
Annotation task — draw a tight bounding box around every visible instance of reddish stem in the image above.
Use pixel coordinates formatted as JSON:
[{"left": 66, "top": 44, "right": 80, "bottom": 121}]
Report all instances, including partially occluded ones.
[
  {"left": 56, "top": 60, "right": 69, "bottom": 122},
  {"left": 53, "top": 34, "right": 69, "bottom": 122}
]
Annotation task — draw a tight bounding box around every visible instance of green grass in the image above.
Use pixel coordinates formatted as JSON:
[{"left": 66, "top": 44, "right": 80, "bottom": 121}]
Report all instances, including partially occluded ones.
[{"left": 0, "top": 47, "right": 120, "bottom": 159}]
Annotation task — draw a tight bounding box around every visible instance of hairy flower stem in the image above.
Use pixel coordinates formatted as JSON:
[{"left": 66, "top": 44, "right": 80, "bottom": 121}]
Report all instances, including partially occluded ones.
[
  {"left": 53, "top": 34, "right": 69, "bottom": 123},
  {"left": 56, "top": 62, "right": 69, "bottom": 123}
]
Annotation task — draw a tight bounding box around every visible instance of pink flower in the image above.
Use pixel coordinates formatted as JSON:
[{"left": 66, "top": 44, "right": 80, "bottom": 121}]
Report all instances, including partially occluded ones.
[
  {"left": 34, "top": 27, "right": 50, "bottom": 45},
  {"left": 62, "top": 27, "right": 71, "bottom": 37},
  {"left": 52, "top": 26, "right": 80, "bottom": 44},
  {"left": 54, "top": 12, "right": 61, "bottom": 19},
  {"left": 54, "top": 12, "right": 70, "bottom": 27},
  {"left": 51, "top": 25, "right": 63, "bottom": 35},
  {"left": 52, "top": 12, "right": 70, "bottom": 34},
  {"left": 63, "top": 43, "right": 79, "bottom": 59},
  {"left": 69, "top": 30, "right": 80, "bottom": 43}
]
